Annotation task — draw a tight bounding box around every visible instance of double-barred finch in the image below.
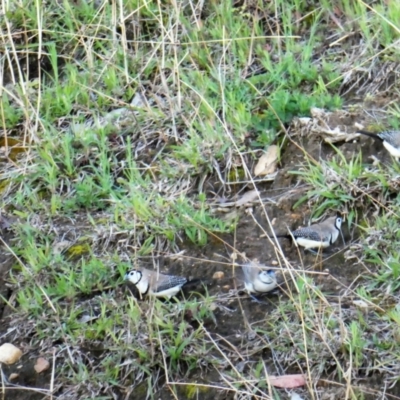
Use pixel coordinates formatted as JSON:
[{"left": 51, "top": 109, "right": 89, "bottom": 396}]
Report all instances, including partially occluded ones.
[
  {"left": 124, "top": 268, "right": 187, "bottom": 299},
  {"left": 242, "top": 262, "right": 278, "bottom": 295},
  {"left": 356, "top": 130, "right": 400, "bottom": 160},
  {"left": 279, "top": 215, "right": 343, "bottom": 250}
]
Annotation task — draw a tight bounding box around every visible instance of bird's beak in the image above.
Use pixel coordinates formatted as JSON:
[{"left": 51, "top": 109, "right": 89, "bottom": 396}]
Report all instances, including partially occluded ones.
[{"left": 124, "top": 273, "right": 129, "bottom": 280}]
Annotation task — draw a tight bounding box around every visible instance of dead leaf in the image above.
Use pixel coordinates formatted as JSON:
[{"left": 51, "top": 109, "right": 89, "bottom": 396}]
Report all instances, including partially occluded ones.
[
  {"left": 0, "top": 343, "right": 22, "bottom": 365},
  {"left": 216, "top": 190, "right": 260, "bottom": 208},
  {"left": 234, "top": 189, "right": 259, "bottom": 206},
  {"left": 34, "top": 357, "right": 50, "bottom": 373},
  {"left": 293, "top": 108, "right": 361, "bottom": 143},
  {"left": 269, "top": 374, "right": 306, "bottom": 388},
  {"left": 254, "top": 145, "right": 279, "bottom": 176}
]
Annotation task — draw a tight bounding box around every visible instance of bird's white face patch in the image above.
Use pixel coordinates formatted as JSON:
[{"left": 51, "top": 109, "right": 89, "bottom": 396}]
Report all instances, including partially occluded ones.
[{"left": 125, "top": 270, "right": 142, "bottom": 285}]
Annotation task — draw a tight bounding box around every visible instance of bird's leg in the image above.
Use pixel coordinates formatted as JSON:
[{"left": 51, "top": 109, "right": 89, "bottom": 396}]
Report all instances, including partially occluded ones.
[
  {"left": 0, "top": 367, "right": 10, "bottom": 385},
  {"left": 304, "top": 248, "right": 320, "bottom": 255},
  {"left": 340, "top": 230, "right": 345, "bottom": 246},
  {"left": 304, "top": 248, "right": 331, "bottom": 258},
  {"left": 249, "top": 294, "right": 270, "bottom": 305}
]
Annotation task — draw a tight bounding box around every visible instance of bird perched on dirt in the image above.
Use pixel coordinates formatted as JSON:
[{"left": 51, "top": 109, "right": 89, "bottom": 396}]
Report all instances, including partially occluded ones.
[
  {"left": 242, "top": 262, "right": 278, "bottom": 296},
  {"left": 356, "top": 130, "right": 400, "bottom": 160},
  {"left": 276, "top": 215, "right": 343, "bottom": 252},
  {"left": 124, "top": 268, "right": 188, "bottom": 299}
]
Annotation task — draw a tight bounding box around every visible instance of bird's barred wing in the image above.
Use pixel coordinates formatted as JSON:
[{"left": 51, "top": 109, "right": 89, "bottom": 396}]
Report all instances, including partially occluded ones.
[
  {"left": 380, "top": 130, "right": 400, "bottom": 146},
  {"left": 379, "top": 130, "right": 395, "bottom": 140},
  {"left": 291, "top": 228, "right": 327, "bottom": 242},
  {"left": 153, "top": 275, "right": 187, "bottom": 293}
]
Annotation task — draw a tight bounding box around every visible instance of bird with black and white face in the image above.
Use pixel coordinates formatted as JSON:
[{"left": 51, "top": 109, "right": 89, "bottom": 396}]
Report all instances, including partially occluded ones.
[
  {"left": 356, "top": 130, "right": 400, "bottom": 160},
  {"left": 277, "top": 215, "right": 343, "bottom": 252},
  {"left": 242, "top": 262, "right": 278, "bottom": 296},
  {"left": 124, "top": 267, "right": 188, "bottom": 299}
]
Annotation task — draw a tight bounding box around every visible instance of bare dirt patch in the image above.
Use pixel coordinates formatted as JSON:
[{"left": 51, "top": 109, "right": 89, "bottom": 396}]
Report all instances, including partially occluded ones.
[{"left": 2, "top": 108, "right": 400, "bottom": 399}]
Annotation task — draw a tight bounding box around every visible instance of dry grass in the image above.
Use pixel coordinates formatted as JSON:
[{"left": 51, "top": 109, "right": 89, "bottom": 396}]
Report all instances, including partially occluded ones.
[{"left": 1, "top": 0, "right": 400, "bottom": 399}]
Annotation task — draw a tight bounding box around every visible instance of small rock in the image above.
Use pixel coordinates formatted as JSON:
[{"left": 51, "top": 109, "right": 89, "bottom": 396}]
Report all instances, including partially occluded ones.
[
  {"left": 247, "top": 330, "right": 257, "bottom": 340},
  {"left": 290, "top": 392, "right": 305, "bottom": 400},
  {"left": 245, "top": 207, "right": 253, "bottom": 215},
  {"left": 9, "top": 373, "right": 19, "bottom": 380},
  {"left": 235, "top": 361, "right": 246, "bottom": 372},
  {"left": 34, "top": 357, "right": 50, "bottom": 373},
  {"left": 271, "top": 260, "right": 278, "bottom": 266},
  {"left": 353, "top": 300, "right": 369, "bottom": 309},
  {"left": 230, "top": 253, "right": 238, "bottom": 261},
  {"left": 212, "top": 271, "right": 224, "bottom": 280},
  {"left": 298, "top": 117, "right": 312, "bottom": 125},
  {"left": 354, "top": 122, "right": 364, "bottom": 130},
  {"left": 0, "top": 343, "right": 22, "bottom": 365},
  {"left": 52, "top": 240, "right": 72, "bottom": 255}
]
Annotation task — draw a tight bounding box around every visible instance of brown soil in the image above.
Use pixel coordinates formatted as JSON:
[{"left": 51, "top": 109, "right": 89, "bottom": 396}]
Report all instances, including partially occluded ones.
[{"left": 1, "top": 116, "right": 399, "bottom": 399}]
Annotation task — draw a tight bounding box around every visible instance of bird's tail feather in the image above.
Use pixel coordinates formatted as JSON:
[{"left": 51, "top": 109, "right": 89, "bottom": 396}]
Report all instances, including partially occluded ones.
[
  {"left": 181, "top": 279, "right": 212, "bottom": 297},
  {"left": 184, "top": 278, "right": 203, "bottom": 287},
  {"left": 273, "top": 234, "right": 291, "bottom": 239},
  {"left": 356, "top": 130, "right": 382, "bottom": 140}
]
